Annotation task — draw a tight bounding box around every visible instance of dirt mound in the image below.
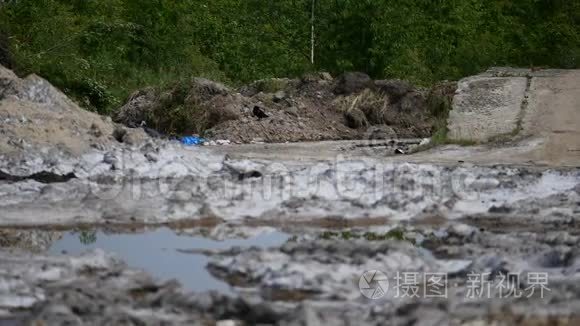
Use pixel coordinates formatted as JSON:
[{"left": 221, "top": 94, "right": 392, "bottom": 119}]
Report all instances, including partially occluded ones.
[
  {"left": 0, "top": 64, "right": 146, "bottom": 157},
  {"left": 116, "top": 72, "right": 446, "bottom": 143}
]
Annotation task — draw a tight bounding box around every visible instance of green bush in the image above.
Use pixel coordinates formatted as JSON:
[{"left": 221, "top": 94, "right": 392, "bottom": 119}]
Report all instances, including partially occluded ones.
[{"left": 1, "top": 0, "right": 578, "bottom": 116}]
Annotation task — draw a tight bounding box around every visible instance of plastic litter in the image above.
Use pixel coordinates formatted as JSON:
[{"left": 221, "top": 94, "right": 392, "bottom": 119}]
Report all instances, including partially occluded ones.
[{"left": 180, "top": 136, "right": 205, "bottom": 146}]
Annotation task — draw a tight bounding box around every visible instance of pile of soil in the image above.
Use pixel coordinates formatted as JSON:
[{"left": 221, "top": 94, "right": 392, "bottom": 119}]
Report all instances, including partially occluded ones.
[
  {"left": 116, "top": 72, "right": 449, "bottom": 143},
  {"left": 0, "top": 64, "right": 147, "bottom": 157}
]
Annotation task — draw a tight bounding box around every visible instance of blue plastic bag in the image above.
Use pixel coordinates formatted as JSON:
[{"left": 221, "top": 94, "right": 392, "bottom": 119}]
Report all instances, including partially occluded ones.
[{"left": 180, "top": 136, "right": 205, "bottom": 146}]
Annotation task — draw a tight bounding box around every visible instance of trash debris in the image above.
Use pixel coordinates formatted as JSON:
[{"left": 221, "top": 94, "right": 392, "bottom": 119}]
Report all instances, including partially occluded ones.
[
  {"left": 201, "top": 139, "right": 231, "bottom": 146},
  {"left": 250, "top": 138, "right": 265, "bottom": 144},
  {"left": 394, "top": 148, "right": 406, "bottom": 155},
  {"left": 419, "top": 138, "right": 431, "bottom": 146},
  {"left": 181, "top": 136, "right": 205, "bottom": 146},
  {"left": 216, "top": 139, "right": 231, "bottom": 146}
]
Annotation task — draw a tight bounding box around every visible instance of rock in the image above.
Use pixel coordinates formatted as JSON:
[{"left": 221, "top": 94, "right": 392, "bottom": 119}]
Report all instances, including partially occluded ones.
[
  {"left": 484, "top": 67, "right": 534, "bottom": 78},
  {"left": 448, "top": 74, "right": 527, "bottom": 142},
  {"left": 366, "top": 125, "right": 397, "bottom": 140},
  {"left": 216, "top": 139, "right": 231, "bottom": 146},
  {"left": 143, "top": 126, "right": 164, "bottom": 138},
  {"left": 375, "top": 79, "right": 414, "bottom": 102},
  {"left": 319, "top": 72, "right": 333, "bottom": 81},
  {"left": 344, "top": 108, "right": 368, "bottom": 129},
  {"left": 252, "top": 106, "right": 270, "bottom": 119},
  {"left": 103, "top": 152, "right": 118, "bottom": 165},
  {"left": 112, "top": 126, "right": 127, "bottom": 143},
  {"left": 251, "top": 138, "right": 265, "bottom": 143},
  {"left": 88, "top": 123, "right": 103, "bottom": 138},
  {"left": 122, "top": 128, "right": 149, "bottom": 146},
  {"left": 333, "top": 72, "right": 373, "bottom": 95},
  {"left": 206, "top": 95, "right": 242, "bottom": 128},
  {"left": 273, "top": 91, "right": 287, "bottom": 102},
  {"left": 448, "top": 223, "right": 478, "bottom": 238},
  {"left": 419, "top": 138, "right": 431, "bottom": 146},
  {"left": 0, "top": 67, "right": 18, "bottom": 101},
  {"left": 144, "top": 151, "right": 158, "bottom": 162},
  {"left": 488, "top": 205, "right": 512, "bottom": 214},
  {"left": 216, "top": 320, "right": 241, "bottom": 326}
]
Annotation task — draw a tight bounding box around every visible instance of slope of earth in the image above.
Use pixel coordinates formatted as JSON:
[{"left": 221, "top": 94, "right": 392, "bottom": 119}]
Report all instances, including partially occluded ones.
[{"left": 115, "top": 72, "right": 444, "bottom": 143}]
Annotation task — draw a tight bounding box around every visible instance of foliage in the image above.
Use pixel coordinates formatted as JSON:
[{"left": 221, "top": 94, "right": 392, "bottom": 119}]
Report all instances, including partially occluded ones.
[
  {"left": 78, "top": 230, "right": 97, "bottom": 245},
  {"left": 318, "top": 228, "right": 413, "bottom": 243},
  {"left": 1, "top": 0, "right": 579, "bottom": 114}
]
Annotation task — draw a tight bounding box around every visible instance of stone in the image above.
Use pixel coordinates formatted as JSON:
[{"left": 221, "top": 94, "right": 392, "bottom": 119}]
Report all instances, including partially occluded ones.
[
  {"left": 273, "top": 91, "right": 287, "bottom": 102},
  {"left": 252, "top": 106, "right": 269, "bottom": 119},
  {"left": 365, "top": 125, "right": 397, "bottom": 140},
  {"left": 447, "top": 75, "right": 528, "bottom": 142},
  {"left": 122, "top": 128, "right": 149, "bottom": 146},
  {"left": 333, "top": 72, "right": 373, "bottom": 95},
  {"left": 88, "top": 123, "right": 102, "bottom": 138},
  {"left": 216, "top": 139, "right": 231, "bottom": 145},
  {"left": 206, "top": 95, "right": 242, "bottom": 128},
  {"left": 319, "top": 72, "right": 333, "bottom": 81},
  {"left": 375, "top": 79, "right": 414, "bottom": 102}
]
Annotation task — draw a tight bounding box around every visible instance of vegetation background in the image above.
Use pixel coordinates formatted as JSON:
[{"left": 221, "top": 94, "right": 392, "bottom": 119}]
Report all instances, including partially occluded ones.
[{"left": 1, "top": 0, "right": 579, "bottom": 114}]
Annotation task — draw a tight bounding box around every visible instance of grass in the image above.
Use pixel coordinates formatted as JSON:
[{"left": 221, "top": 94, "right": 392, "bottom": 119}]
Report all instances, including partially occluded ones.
[
  {"left": 252, "top": 78, "right": 290, "bottom": 93},
  {"left": 334, "top": 89, "right": 391, "bottom": 128},
  {"left": 411, "top": 118, "right": 477, "bottom": 153},
  {"left": 318, "top": 228, "right": 414, "bottom": 244}
]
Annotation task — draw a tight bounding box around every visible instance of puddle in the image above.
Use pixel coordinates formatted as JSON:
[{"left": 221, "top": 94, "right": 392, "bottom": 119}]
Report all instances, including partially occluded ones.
[{"left": 48, "top": 228, "right": 290, "bottom": 294}]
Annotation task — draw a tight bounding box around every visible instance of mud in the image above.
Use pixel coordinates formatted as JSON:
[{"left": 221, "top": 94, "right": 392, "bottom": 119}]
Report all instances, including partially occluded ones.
[
  {"left": 2, "top": 221, "right": 580, "bottom": 325},
  {"left": 2, "top": 143, "right": 578, "bottom": 227}
]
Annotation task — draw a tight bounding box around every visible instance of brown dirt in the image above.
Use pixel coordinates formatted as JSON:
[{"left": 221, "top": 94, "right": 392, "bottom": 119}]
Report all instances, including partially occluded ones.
[{"left": 116, "top": 73, "right": 439, "bottom": 143}]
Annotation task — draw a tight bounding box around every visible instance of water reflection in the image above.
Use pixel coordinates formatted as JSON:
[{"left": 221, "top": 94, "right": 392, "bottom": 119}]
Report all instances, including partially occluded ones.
[
  {"left": 49, "top": 228, "right": 289, "bottom": 293},
  {"left": 78, "top": 230, "right": 97, "bottom": 245}
]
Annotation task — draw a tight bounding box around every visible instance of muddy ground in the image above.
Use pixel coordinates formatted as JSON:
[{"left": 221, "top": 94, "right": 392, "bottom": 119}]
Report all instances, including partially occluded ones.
[{"left": 1, "top": 64, "right": 580, "bottom": 325}]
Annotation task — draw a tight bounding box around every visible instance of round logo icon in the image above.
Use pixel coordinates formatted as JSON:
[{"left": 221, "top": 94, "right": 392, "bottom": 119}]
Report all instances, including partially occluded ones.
[{"left": 359, "top": 270, "right": 389, "bottom": 299}]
